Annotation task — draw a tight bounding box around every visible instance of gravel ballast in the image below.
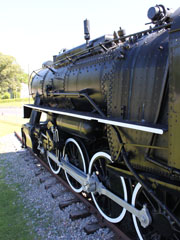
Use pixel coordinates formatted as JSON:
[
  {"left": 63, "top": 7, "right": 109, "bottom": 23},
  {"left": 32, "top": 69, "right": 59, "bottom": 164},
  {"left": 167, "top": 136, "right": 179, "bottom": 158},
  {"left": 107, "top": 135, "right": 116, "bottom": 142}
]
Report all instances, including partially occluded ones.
[{"left": 0, "top": 134, "right": 114, "bottom": 240}]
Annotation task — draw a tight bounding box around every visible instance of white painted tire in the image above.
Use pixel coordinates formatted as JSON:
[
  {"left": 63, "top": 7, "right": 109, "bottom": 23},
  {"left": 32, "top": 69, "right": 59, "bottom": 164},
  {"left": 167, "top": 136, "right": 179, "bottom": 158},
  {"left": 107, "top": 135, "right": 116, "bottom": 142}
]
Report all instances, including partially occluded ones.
[
  {"left": 47, "top": 150, "right": 61, "bottom": 174},
  {"left": 63, "top": 138, "right": 86, "bottom": 193},
  {"left": 131, "top": 183, "right": 144, "bottom": 240},
  {"left": 47, "top": 129, "right": 61, "bottom": 174},
  {"left": 89, "top": 152, "right": 127, "bottom": 223}
]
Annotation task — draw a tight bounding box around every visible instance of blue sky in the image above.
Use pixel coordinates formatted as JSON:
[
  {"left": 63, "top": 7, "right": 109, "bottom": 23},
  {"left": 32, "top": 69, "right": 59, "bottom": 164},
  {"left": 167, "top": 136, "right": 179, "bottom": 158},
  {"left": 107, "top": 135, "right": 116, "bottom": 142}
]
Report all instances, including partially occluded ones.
[{"left": 0, "top": 0, "right": 179, "bottom": 73}]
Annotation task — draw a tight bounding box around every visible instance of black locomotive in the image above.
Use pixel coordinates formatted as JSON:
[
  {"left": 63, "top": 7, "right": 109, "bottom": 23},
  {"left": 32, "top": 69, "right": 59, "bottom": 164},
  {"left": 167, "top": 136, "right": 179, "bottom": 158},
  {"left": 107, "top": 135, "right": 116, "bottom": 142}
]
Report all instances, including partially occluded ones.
[{"left": 22, "top": 5, "right": 180, "bottom": 239}]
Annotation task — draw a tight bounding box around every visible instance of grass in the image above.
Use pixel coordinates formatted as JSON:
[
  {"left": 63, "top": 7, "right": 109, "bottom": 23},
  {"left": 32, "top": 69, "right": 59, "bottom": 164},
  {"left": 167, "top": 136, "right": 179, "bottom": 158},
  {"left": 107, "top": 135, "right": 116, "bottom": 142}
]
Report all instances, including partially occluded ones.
[
  {"left": 0, "top": 98, "right": 39, "bottom": 239},
  {"left": 0, "top": 98, "right": 32, "bottom": 137},
  {"left": 0, "top": 98, "right": 33, "bottom": 108},
  {"left": 0, "top": 165, "right": 37, "bottom": 240},
  {"left": 0, "top": 116, "right": 27, "bottom": 137}
]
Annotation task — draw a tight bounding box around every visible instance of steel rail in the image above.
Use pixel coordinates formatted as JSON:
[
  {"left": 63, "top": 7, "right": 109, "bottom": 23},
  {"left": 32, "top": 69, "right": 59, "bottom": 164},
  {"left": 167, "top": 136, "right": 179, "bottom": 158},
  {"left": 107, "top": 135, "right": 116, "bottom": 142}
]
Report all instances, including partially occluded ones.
[{"left": 14, "top": 131, "right": 131, "bottom": 240}]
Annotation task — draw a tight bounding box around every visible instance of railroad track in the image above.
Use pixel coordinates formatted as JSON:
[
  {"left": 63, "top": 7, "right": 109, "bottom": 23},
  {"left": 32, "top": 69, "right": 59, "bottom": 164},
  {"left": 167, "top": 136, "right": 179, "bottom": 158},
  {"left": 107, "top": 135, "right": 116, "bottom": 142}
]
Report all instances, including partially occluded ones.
[{"left": 15, "top": 132, "right": 132, "bottom": 240}]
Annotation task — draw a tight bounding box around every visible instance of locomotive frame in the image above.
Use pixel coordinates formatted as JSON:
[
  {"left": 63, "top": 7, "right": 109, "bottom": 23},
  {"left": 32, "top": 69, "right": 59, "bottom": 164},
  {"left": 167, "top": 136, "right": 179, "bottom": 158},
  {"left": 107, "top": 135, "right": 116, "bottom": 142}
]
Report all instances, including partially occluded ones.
[{"left": 22, "top": 5, "right": 180, "bottom": 240}]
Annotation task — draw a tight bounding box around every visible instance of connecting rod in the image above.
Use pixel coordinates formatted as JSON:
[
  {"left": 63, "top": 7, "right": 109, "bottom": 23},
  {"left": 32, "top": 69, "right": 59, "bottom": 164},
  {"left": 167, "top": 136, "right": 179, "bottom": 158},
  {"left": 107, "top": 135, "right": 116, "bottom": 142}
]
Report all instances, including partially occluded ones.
[{"left": 47, "top": 151, "right": 152, "bottom": 228}]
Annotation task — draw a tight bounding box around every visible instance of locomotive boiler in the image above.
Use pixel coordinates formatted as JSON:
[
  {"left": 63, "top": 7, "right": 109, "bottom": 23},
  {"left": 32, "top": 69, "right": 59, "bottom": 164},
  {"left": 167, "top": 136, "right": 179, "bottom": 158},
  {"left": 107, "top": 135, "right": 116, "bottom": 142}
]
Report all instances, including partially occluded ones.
[{"left": 22, "top": 5, "right": 180, "bottom": 239}]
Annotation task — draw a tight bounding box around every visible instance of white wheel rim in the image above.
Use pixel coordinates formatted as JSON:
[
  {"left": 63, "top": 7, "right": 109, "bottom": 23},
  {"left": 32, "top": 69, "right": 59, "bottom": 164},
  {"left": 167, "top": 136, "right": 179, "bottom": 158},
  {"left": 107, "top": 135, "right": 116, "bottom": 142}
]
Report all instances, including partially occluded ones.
[
  {"left": 89, "top": 152, "right": 127, "bottom": 223},
  {"left": 47, "top": 151, "right": 61, "bottom": 174},
  {"left": 131, "top": 183, "right": 144, "bottom": 240},
  {"left": 47, "top": 128, "right": 61, "bottom": 174},
  {"left": 63, "top": 138, "right": 86, "bottom": 193}
]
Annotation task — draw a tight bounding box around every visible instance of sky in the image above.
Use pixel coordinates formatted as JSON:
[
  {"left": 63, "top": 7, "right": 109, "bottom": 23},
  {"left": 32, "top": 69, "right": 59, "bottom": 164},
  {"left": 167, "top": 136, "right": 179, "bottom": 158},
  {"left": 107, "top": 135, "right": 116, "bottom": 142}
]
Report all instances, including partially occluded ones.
[{"left": 0, "top": 0, "right": 179, "bottom": 73}]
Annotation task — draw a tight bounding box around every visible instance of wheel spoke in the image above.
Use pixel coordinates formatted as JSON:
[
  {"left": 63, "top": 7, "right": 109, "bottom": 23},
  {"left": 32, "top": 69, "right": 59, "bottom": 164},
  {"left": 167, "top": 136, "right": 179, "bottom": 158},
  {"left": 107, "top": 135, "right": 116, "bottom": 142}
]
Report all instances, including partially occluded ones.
[
  {"left": 76, "top": 149, "right": 79, "bottom": 160},
  {"left": 99, "top": 158, "right": 106, "bottom": 177},
  {"left": 174, "top": 227, "right": 180, "bottom": 233},
  {"left": 69, "top": 145, "right": 74, "bottom": 158},
  {"left": 172, "top": 198, "right": 180, "bottom": 213},
  {"left": 72, "top": 143, "right": 76, "bottom": 156},
  {"left": 142, "top": 189, "right": 157, "bottom": 211},
  {"left": 78, "top": 153, "right": 83, "bottom": 169},
  {"left": 93, "top": 164, "right": 100, "bottom": 175},
  {"left": 163, "top": 191, "right": 167, "bottom": 206},
  {"left": 173, "top": 233, "right": 179, "bottom": 240}
]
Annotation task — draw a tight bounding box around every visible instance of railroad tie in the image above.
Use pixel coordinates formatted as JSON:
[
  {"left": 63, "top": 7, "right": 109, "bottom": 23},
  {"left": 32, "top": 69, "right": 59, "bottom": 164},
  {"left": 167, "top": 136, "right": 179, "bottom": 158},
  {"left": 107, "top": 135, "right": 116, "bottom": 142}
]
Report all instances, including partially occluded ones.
[
  {"left": 35, "top": 168, "right": 44, "bottom": 176},
  {"left": 44, "top": 179, "right": 58, "bottom": 189},
  {"left": 59, "top": 198, "right": 80, "bottom": 209},
  {"left": 84, "top": 222, "right": 101, "bottom": 234},
  {"left": 70, "top": 208, "right": 91, "bottom": 220},
  {"left": 51, "top": 189, "right": 67, "bottom": 199},
  {"left": 33, "top": 159, "right": 39, "bottom": 164}
]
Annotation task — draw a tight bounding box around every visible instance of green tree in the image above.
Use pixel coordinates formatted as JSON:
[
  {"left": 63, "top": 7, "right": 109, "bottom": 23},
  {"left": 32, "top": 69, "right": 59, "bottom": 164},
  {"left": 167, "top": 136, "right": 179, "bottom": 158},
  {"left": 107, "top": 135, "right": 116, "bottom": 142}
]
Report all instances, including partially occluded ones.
[
  {"left": 2, "top": 92, "right": 10, "bottom": 99},
  {"left": 0, "top": 53, "right": 28, "bottom": 98}
]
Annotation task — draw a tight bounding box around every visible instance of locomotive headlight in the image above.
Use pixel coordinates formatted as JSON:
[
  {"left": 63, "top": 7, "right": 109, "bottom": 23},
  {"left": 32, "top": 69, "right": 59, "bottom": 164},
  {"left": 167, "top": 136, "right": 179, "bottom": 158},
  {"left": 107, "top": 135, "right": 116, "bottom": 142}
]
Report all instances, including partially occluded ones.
[
  {"left": 148, "top": 5, "right": 165, "bottom": 21},
  {"left": 147, "top": 4, "right": 173, "bottom": 24}
]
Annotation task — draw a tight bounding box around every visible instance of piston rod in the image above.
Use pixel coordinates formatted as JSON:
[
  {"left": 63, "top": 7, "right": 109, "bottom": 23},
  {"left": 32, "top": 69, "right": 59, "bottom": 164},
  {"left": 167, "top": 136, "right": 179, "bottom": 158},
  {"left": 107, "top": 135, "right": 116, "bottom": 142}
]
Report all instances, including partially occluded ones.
[{"left": 47, "top": 151, "right": 152, "bottom": 228}]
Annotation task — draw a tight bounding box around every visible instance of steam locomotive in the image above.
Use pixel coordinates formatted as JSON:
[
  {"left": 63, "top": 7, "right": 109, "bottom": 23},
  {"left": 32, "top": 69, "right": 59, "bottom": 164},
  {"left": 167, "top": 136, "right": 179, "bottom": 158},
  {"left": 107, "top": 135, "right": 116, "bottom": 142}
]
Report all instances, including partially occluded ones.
[{"left": 22, "top": 5, "right": 180, "bottom": 239}]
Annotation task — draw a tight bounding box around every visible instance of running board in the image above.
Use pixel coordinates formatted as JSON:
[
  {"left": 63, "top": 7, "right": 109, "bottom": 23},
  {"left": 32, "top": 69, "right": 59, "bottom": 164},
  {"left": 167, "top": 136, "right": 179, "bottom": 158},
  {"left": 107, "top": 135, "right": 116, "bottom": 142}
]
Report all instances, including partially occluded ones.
[{"left": 24, "top": 104, "right": 166, "bottom": 135}]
